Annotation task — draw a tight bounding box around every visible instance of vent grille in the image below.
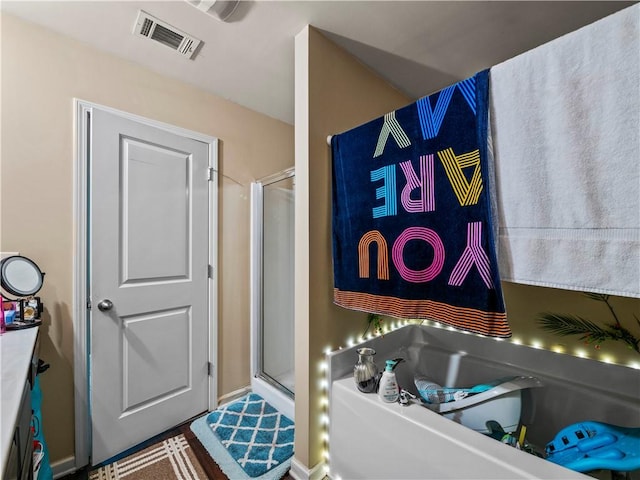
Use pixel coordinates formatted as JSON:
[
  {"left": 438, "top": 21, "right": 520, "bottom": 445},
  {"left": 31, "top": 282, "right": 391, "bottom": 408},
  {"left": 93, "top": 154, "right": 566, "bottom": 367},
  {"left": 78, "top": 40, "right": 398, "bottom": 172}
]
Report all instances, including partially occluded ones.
[
  {"left": 150, "top": 23, "right": 184, "bottom": 49},
  {"left": 133, "top": 10, "right": 202, "bottom": 59},
  {"left": 140, "top": 18, "right": 153, "bottom": 37}
]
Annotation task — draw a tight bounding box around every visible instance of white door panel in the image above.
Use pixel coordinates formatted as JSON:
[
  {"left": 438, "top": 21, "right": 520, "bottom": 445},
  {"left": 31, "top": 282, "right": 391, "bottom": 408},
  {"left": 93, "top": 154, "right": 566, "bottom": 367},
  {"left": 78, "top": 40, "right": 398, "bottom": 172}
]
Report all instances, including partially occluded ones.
[
  {"left": 90, "top": 108, "right": 210, "bottom": 464},
  {"left": 122, "top": 137, "right": 191, "bottom": 281}
]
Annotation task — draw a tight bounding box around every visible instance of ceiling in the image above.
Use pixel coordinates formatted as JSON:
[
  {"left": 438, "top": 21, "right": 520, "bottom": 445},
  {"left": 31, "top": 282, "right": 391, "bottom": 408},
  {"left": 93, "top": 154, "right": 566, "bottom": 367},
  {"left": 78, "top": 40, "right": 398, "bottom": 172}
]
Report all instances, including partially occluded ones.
[{"left": 1, "top": 1, "right": 634, "bottom": 124}]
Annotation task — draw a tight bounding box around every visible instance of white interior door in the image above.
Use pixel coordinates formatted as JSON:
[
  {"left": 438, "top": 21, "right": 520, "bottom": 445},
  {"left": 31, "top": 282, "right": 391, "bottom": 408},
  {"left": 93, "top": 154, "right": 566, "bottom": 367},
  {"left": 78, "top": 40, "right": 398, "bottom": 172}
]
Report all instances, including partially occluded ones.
[{"left": 89, "top": 108, "right": 212, "bottom": 464}]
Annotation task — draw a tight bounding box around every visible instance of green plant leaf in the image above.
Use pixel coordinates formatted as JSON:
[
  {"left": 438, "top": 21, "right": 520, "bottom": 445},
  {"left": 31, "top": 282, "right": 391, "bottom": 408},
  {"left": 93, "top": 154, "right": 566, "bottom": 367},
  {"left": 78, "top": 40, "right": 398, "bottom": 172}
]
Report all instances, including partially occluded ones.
[
  {"left": 537, "top": 313, "right": 608, "bottom": 337},
  {"left": 582, "top": 292, "right": 609, "bottom": 302},
  {"left": 538, "top": 298, "right": 640, "bottom": 355},
  {"left": 363, "top": 313, "right": 384, "bottom": 338}
]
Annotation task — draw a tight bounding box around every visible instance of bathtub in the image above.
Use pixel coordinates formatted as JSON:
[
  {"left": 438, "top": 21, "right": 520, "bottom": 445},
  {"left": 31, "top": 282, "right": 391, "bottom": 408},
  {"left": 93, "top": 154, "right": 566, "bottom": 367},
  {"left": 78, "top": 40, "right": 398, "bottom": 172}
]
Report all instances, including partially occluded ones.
[
  {"left": 327, "top": 324, "right": 639, "bottom": 479},
  {"left": 251, "top": 375, "right": 294, "bottom": 420}
]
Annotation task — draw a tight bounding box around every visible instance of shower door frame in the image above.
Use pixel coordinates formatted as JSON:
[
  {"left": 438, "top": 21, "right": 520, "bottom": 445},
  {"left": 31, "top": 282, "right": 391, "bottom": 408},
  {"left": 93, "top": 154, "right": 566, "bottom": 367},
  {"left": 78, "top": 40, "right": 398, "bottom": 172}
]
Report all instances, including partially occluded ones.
[{"left": 250, "top": 167, "right": 295, "bottom": 400}]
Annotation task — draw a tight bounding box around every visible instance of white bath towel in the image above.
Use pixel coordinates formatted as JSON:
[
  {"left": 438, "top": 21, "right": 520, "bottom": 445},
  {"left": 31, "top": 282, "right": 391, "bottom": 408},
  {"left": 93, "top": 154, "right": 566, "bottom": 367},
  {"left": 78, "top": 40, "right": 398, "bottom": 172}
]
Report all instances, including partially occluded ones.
[{"left": 490, "top": 4, "right": 639, "bottom": 298}]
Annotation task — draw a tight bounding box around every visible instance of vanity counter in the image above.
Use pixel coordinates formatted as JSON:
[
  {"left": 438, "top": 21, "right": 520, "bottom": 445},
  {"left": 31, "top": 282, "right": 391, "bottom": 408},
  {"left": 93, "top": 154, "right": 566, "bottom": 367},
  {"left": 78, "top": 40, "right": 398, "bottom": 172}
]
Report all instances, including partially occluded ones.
[{"left": 1, "top": 327, "right": 39, "bottom": 475}]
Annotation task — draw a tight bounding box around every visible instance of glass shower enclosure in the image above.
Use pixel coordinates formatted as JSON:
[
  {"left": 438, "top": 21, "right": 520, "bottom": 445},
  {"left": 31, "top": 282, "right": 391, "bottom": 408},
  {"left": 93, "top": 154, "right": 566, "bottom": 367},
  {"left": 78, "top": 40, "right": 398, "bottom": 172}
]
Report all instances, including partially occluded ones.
[{"left": 251, "top": 168, "right": 295, "bottom": 409}]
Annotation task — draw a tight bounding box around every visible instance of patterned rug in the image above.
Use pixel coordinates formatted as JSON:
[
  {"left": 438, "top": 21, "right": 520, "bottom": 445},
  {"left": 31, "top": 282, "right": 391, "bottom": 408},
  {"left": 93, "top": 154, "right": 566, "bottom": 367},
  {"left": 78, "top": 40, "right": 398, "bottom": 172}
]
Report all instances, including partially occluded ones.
[
  {"left": 190, "top": 394, "right": 294, "bottom": 479},
  {"left": 89, "top": 434, "right": 207, "bottom": 480}
]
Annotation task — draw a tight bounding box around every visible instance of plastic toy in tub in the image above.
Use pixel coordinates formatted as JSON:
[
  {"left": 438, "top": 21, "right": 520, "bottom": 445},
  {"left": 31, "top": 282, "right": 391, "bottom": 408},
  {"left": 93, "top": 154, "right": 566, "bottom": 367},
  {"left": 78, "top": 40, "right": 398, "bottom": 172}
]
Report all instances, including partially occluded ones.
[
  {"left": 545, "top": 421, "right": 640, "bottom": 473},
  {"left": 415, "top": 375, "right": 543, "bottom": 434}
]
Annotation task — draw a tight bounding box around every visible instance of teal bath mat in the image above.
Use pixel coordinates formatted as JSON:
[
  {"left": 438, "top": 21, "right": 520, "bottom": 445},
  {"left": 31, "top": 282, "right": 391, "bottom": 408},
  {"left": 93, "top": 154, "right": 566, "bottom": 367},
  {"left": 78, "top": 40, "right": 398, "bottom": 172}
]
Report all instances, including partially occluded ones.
[{"left": 190, "top": 393, "right": 294, "bottom": 479}]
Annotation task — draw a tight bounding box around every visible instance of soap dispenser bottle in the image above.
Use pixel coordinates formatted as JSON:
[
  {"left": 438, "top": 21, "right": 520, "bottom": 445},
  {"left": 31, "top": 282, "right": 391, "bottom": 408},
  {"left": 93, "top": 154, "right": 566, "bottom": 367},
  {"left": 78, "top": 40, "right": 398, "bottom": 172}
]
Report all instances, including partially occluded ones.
[{"left": 378, "top": 359, "right": 402, "bottom": 403}]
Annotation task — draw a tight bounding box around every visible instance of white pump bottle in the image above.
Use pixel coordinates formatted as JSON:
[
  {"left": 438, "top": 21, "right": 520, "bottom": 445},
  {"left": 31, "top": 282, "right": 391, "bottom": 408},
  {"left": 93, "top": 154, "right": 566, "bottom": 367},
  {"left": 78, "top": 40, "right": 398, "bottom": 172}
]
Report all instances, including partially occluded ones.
[{"left": 378, "top": 359, "right": 400, "bottom": 403}]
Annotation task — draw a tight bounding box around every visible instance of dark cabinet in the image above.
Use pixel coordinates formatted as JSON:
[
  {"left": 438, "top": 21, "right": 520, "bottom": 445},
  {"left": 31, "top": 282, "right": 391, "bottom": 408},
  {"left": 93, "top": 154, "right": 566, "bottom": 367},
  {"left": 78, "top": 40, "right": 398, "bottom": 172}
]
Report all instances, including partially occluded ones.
[
  {"left": 2, "top": 329, "right": 39, "bottom": 480},
  {"left": 5, "top": 381, "right": 33, "bottom": 480}
]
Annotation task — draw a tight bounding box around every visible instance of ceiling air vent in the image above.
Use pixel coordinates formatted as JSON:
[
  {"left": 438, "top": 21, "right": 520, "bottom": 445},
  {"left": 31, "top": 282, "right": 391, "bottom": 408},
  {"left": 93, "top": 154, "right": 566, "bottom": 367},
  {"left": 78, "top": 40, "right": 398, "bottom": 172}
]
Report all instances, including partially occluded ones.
[{"left": 133, "top": 10, "right": 202, "bottom": 59}]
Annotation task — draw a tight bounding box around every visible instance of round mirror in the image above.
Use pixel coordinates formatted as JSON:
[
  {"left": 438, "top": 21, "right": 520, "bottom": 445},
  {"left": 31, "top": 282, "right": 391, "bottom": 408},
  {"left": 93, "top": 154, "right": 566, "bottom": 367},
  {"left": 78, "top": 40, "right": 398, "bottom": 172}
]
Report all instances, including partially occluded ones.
[{"left": 0, "top": 255, "right": 44, "bottom": 297}]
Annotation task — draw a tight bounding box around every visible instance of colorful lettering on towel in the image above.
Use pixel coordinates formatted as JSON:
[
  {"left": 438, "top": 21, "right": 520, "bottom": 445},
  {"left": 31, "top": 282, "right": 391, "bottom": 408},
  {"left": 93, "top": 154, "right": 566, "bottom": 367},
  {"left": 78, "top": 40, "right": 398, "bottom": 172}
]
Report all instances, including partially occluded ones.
[
  {"left": 369, "top": 148, "right": 482, "bottom": 217},
  {"left": 373, "top": 111, "right": 411, "bottom": 158},
  {"left": 416, "top": 85, "right": 456, "bottom": 140},
  {"left": 449, "top": 222, "right": 494, "bottom": 288},
  {"left": 331, "top": 69, "right": 509, "bottom": 337},
  {"left": 357, "top": 223, "right": 491, "bottom": 286},
  {"left": 416, "top": 77, "right": 478, "bottom": 140},
  {"left": 392, "top": 227, "right": 445, "bottom": 282},
  {"left": 437, "top": 148, "right": 483, "bottom": 207},
  {"left": 456, "top": 76, "right": 478, "bottom": 115},
  {"left": 371, "top": 165, "right": 397, "bottom": 218},
  {"left": 400, "top": 155, "right": 436, "bottom": 213},
  {"left": 358, "top": 231, "right": 389, "bottom": 280}
]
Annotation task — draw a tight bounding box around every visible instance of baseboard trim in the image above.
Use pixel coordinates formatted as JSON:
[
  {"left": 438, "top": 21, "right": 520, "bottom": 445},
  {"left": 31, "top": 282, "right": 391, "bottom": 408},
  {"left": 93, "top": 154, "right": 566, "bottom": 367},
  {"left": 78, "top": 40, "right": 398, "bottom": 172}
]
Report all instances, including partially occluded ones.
[
  {"left": 51, "top": 455, "right": 77, "bottom": 479},
  {"left": 218, "top": 385, "right": 251, "bottom": 405},
  {"left": 289, "top": 457, "right": 326, "bottom": 480}
]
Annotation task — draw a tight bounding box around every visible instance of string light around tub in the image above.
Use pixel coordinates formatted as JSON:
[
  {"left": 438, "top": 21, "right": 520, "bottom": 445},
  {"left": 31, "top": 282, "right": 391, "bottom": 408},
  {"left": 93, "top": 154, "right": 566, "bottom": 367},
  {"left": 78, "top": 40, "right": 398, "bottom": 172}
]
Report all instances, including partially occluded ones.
[
  {"left": 319, "top": 346, "right": 332, "bottom": 476},
  {"left": 317, "top": 314, "right": 640, "bottom": 475}
]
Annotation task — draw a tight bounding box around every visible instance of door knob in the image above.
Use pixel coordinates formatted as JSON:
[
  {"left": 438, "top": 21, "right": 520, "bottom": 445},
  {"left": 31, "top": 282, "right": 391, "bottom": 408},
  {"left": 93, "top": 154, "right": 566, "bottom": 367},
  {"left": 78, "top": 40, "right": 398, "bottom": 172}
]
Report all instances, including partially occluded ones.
[{"left": 98, "top": 299, "right": 113, "bottom": 311}]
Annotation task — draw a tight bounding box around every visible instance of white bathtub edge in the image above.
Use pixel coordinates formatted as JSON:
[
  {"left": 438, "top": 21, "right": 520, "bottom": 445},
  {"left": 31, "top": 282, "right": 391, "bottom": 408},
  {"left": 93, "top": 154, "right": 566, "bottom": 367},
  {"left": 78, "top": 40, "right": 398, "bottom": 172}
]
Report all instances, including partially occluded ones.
[
  {"left": 251, "top": 376, "right": 295, "bottom": 420},
  {"left": 329, "top": 377, "right": 588, "bottom": 479}
]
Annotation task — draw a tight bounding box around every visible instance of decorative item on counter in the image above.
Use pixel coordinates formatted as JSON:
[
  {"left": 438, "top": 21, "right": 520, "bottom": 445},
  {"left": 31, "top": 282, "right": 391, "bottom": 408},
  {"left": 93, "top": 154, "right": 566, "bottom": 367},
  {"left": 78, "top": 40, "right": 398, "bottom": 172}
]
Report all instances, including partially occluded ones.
[
  {"left": 4, "top": 297, "right": 43, "bottom": 330},
  {"left": 0, "top": 255, "right": 45, "bottom": 296},
  {"left": 4, "top": 309, "right": 16, "bottom": 325},
  {"left": 0, "top": 255, "right": 45, "bottom": 330},
  {"left": 537, "top": 293, "right": 640, "bottom": 354},
  {"left": 353, "top": 347, "right": 379, "bottom": 393},
  {"left": 21, "top": 297, "right": 41, "bottom": 320},
  {"left": 3, "top": 299, "right": 22, "bottom": 326},
  {"left": 378, "top": 358, "right": 404, "bottom": 403}
]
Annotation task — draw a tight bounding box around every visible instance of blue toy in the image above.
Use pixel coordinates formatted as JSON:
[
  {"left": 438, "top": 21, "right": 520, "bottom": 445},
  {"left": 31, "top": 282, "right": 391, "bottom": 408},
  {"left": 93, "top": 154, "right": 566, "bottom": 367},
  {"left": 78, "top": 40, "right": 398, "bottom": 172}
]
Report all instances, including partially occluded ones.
[{"left": 545, "top": 421, "right": 640, "bottom": 473}]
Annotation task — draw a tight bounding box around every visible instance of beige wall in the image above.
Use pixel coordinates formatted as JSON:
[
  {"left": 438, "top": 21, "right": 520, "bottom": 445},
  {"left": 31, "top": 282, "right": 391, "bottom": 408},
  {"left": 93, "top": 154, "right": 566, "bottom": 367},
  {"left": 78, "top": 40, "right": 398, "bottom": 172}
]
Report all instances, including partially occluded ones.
[
  {"left": 0, "top": 13, "right": 293, "bottom": 465},
  {"left": 294, "top": 26, "right": 411, "bottom": 470}
]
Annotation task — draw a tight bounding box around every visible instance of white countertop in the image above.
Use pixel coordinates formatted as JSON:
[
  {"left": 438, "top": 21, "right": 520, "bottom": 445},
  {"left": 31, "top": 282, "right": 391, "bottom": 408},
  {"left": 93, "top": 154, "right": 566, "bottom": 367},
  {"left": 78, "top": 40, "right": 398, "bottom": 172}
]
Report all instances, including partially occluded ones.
[{"left": 0, "top": 327, "right": 39, "bottom": 472}]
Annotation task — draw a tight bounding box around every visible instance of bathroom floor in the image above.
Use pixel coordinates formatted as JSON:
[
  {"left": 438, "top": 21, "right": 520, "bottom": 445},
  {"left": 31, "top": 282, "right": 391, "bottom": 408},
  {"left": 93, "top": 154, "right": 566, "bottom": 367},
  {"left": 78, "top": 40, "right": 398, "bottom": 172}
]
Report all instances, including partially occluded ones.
[{"left": 58, "top": 420, "right": 295, "bottom": 480}]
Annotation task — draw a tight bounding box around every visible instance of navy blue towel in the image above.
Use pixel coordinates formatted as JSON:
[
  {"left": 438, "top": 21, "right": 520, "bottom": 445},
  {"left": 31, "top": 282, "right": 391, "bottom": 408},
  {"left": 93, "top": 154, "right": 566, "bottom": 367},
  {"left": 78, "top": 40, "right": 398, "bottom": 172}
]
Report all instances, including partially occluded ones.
[{"left": 331, "top": 70, "right": 509, "bottom": 337}]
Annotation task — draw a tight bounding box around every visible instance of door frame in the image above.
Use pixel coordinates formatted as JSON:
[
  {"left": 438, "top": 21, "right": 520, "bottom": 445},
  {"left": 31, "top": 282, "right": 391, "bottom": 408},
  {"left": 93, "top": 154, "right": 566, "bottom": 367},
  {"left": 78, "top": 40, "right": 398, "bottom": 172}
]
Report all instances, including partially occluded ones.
[{"left": 72, "top": 99, "right": 218, "bottom": 469}]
